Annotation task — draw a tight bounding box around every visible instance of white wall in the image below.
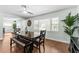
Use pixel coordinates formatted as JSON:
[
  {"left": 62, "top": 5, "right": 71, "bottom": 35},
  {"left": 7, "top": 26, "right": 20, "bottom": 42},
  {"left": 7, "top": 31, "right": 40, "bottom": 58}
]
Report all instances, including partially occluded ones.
[
  {"left": 0, "top": 16, "right": 3, "bottom": 40},
  {"left": 30, "top": 7, "right": 78, "bottom": 43}
]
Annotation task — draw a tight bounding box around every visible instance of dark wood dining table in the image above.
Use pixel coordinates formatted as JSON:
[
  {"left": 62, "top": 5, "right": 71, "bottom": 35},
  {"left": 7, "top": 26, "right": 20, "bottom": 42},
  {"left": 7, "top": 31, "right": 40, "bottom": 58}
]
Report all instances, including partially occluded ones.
[{"left": 10, "top": 33, "right": 34, "bottom": 53}]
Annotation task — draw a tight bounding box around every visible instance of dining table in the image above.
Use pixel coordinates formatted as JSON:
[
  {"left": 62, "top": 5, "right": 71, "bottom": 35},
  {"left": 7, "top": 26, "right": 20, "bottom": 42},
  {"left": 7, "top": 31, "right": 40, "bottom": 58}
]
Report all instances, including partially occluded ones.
[{"left": 10, "top": 32, "right": 34, "bottom": 53}]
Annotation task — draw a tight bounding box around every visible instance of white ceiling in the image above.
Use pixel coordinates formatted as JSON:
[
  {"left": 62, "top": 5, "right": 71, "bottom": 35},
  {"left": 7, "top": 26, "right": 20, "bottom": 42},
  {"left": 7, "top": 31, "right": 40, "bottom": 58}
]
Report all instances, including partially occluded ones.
[{"left": 0, "top": 5, "right": 77, "bottom": 18}]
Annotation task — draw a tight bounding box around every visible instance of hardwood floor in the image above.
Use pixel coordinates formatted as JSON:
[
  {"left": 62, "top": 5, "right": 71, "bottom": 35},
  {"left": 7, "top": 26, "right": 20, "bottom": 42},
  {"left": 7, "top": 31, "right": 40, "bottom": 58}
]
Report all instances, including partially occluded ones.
[
  {"left": 0, "top": 33, "right": 69, "bottom": 53},
  {"left": 45, "top": 39, "right": 69, "bottom": 53}
]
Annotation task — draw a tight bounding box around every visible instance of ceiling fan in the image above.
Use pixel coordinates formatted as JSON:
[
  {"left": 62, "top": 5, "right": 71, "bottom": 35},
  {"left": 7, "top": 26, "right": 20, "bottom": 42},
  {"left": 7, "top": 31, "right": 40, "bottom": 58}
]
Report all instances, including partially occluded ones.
[{"left": 21, "top": 5, "right": 33, "bottom": 15}]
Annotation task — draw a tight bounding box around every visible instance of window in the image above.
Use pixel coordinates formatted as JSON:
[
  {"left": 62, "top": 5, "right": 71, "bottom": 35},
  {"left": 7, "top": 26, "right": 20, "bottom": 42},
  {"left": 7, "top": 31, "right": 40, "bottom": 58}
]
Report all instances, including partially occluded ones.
[
  {"left": 34, "top": 17, "right": 59, "bottom": 32},
  {"left": 39, "top": 19, "right": 50, "bottom": 31},
  {"left": 52, "top": 17, "right": 59, "bottom": 31},
  {"left": 34, "top": 20, "right": 39, "bottom": 31},
  {"left": 4, "top": 23, "right": 12, "bottom": 26}
]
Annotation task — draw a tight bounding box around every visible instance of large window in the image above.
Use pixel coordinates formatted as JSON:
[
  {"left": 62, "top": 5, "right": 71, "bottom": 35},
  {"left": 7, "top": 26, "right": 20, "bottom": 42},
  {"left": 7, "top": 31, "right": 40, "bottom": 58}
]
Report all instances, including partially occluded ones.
[
  {"left": 52, "top": 17, "right": 59, "bottom": 31},
  {"left": 39, "top": 19, "right": 50, "bottom": 31},
  {"left": 34, "top": 17, "right": 59, "bottom": 31},
  {"left": 34, "top": 20, "right": 39, "bottom": 31}
]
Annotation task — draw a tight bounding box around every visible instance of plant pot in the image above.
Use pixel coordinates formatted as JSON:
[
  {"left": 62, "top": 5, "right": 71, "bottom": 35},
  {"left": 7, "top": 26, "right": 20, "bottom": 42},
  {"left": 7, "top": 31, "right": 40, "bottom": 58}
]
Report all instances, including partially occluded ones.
[
  {"left": 72, "top": 37, "right": 78, "bottom": 43},
  {"left": 68, "top": 37, "right": 78, "bottom": 52}
]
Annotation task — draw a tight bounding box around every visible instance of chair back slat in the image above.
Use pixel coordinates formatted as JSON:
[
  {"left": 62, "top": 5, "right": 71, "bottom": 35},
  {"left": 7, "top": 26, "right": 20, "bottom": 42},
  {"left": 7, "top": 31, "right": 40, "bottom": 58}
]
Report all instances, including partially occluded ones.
[{"left": 39, "top": 30, "right": 46, "bottom": 42}]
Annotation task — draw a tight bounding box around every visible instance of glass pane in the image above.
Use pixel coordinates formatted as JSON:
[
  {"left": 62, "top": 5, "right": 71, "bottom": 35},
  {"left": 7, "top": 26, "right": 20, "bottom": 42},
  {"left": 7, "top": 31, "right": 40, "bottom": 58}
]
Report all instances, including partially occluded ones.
[
  {"left": 52, "top": 18, "right": 59, "bottom": 24},
  {"left": 52, "top": 17, "right": 59, "bottom": 31},
  {"left": 39, "top": 19, "right": 50, "bottom": 31},
  {"left": 34, "top": 20, "right": 39, "bottom": 31}
]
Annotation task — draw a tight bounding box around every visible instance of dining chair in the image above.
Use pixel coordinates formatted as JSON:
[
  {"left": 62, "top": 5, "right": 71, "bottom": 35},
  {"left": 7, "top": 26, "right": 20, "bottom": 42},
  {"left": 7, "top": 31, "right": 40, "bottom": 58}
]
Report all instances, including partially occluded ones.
[{"left": 33, "top": 30, "right": 46, "bottom": 53}]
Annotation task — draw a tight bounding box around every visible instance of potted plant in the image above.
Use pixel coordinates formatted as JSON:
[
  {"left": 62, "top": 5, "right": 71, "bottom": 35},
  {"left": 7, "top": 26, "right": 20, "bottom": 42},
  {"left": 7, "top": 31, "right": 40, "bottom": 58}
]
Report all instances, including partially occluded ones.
[
  {"left": 62, "top": 13, "right": 79, "bottom": 51},
  {"left": 13, "top": 21, "right": 16, "bottom": 33}
]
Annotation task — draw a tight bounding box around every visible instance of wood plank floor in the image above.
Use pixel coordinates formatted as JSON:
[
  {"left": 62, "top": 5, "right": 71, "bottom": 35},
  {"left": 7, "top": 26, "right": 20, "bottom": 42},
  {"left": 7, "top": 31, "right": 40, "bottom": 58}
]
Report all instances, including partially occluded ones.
[{"left": 0, "top": 33, "right": 69, "bottom": 53}]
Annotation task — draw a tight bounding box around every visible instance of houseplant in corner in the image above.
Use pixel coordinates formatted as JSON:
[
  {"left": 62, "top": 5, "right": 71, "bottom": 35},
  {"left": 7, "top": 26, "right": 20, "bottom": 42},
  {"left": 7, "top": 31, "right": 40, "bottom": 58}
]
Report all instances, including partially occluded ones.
[
  {"left": 63, "top": 13, "right": 79, "bottom": 51},
  {"left": 13, "top": 21, "right": 16, "bottom": 33}
]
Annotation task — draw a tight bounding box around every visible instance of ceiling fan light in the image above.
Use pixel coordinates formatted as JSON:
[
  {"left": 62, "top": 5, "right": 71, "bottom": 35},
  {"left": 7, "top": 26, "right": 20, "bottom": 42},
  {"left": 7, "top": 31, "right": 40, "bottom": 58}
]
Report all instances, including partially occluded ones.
[
  {"left": 23, "top": 10, "right": 28, "bottom": 14},
  {"left": 23, "top": 8, "right": 26, "bottom": 10}
]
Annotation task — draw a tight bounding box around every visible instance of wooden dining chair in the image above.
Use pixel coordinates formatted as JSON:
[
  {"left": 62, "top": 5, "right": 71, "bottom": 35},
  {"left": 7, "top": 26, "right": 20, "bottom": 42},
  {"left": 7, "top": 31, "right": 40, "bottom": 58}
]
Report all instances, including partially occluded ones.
[{"left": 33, "top": 30, "right": 46, "bottom": 53}]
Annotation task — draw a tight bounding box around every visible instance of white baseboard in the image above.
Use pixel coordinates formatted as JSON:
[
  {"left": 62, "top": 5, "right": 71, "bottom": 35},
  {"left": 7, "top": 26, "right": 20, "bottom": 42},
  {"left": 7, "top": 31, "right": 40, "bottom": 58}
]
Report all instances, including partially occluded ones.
[{"left": 46, "top": 38, "right": 70, "bottom": 44}]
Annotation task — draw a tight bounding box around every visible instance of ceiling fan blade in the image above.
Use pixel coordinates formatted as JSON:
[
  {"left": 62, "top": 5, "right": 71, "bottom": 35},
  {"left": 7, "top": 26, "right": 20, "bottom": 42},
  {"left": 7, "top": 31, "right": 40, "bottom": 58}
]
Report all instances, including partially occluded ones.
[
  {"left": 21, "top": 5, "right": 26, "bottom": 8},
  {"left": 27, "top": 11, "right": 34, "bottom": 15},
  {"left": 21, "top": 5, "right": 34, "bottom": 15}
]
